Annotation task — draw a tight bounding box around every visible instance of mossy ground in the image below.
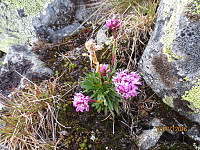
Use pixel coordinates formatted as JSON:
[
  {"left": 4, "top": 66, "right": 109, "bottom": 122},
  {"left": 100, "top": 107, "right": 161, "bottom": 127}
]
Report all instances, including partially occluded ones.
[{"left": 30, "top": 23, "right": 198, "bottom": 149}]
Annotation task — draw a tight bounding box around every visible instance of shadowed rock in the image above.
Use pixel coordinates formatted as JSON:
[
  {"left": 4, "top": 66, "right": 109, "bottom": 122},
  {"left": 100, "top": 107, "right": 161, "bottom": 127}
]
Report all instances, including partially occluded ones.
[{"left": 0, "top": 45, "right": 53, "bottom": 97}]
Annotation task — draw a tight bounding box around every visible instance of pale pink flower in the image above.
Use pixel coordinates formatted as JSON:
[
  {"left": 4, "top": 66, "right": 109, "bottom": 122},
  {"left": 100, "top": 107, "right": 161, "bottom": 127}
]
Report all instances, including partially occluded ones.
[
  {"left": 72, "top": 93, "right": 90, "bottom": 112},
  {"left": 100, "top": 64, "right": 110, "bottom": 76},
  {"left": 112, "top": 70, "right": 142, "bottom": 99}
]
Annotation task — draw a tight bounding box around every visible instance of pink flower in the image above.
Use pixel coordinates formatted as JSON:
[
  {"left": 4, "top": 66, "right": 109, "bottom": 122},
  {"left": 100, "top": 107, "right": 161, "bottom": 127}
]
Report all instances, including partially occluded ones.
[
  {"left": 106, "top": 15, "right": 121, "bottom": 32},
  {"left": 72, "top": 93, "right": 90, "bottom": 112},
  {"left": 100, "top": 64, "right": 110, "bottom": 76},
  {"left": 112, "top": 70, "right": 142, "bottom": 99}
]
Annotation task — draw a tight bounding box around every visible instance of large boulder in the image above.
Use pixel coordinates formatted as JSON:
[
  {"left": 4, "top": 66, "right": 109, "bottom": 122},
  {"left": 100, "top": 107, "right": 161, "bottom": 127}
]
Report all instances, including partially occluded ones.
[{"left": 138, "top": 0, "right": 200, "bottom": 123}]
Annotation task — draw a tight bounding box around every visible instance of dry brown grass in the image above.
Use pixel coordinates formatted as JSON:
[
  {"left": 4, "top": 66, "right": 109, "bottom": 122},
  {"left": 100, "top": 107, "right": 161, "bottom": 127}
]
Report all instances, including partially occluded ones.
[
  {"left": 81, "top": 0, "right": 159, "bottom": 71},
  {"left": 0, "top": 76, "right": 70, "bottom": 150},
  {"left": 107, "top": 0, "right": 159, "bottom": 69}
]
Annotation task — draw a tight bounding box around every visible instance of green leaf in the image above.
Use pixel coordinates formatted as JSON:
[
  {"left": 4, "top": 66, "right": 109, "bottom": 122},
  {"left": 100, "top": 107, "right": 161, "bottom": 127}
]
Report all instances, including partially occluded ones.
[
  {"left": 97, "top": 105, "right": 102, "bottom": 113},
  {"left": 90, "top": 93, "right": 97, "bottom": 99},
  {"left": 97, "top": 94, "right": 105, "bottom": 101},
  {"left": 111, "top": 61, "right": 117, "bottom": 74},
  {"left": 107, "top": 97, "right": 114, "bottom": 112},
  {"left": 114, "top": 102, "right": 120, "bottom": 115},
  {"left": 104, "top": 99, "right": 108, "bottom": 106},
  {"left": 104, "top": 106, "right": 108, "bottom": 116},
  {"left": 91, "top": 102, "right": 97, "bottom": 107}
]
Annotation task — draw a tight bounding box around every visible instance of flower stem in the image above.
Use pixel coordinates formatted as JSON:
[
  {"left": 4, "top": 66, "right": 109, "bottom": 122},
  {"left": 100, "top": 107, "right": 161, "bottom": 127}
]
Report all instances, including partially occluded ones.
[
  {"left": 89, "top": 100, "right": 97, "bottom": 103},
  {"left": 112, "top": 114, "right": 115, "bottom": 134},
  {"left": 111, "top": 38, "right": 116, "bottom": 71}
]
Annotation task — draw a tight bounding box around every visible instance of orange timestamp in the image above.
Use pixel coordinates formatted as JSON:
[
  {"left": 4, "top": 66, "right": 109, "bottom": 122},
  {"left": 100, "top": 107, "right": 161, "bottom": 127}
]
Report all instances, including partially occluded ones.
[{"left": 157, "top": 126, "right": 187, "bottom": 132}]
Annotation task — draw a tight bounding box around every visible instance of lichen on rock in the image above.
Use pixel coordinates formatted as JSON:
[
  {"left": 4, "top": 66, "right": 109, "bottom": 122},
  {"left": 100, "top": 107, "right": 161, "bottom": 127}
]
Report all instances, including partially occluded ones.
[
  {"left": 161, "top": 0, "right": 193, "bottom": 62},
  {"left": 163, "top": 95, "right": 174, "bottom": 108},
  {"left": 182, "top": 78, "right": 200, "bottom": 113},
  {"left": 185, "top": 0, "right": 200, "bottom": 22},
  {"left": 0, "top": 0, "right": 55, "bottom": 52},
  {"left": 2, "top": 0, "right": 53, "bottom": 16}
]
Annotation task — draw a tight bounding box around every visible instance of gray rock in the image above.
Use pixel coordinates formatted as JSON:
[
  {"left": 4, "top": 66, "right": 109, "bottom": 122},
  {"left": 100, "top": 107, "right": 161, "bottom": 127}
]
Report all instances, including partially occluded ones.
[
  {"left": 146, "top": 117, "right": 164, "bottom": 127},
  {"left": 32, "top": 0, "right": 76, "bottom": 42},
  {"left": 75, "top": 0, "right": 95, "bottom": 22},
  {"left": 186, "top": 125, "right": 200, "bottom": 142},
  {"left": 33, "top": 0, "right": 101, "bottom": 43},
  {"left": 0, "top": 0, "right": 55, "bottom": 53},
  {"left": 52, "top": 22, "right": 81, "bottom": 42},
  {"left": 135, "top": 118, "right": 164, "bottom": 150},
  {"left": 138, "top": 0, "right": 200, "bottom": 124},
  {"left": 0, "top": 0, "right": 101, "bottom": 52},
  {"left": 96, "top": 25, "right": 108, "bottom": 46},
  {"left": 0, "top": 45, "right": 53, "bottom": 97},
  {"left": 135, "top": 127, "right": 163, "bottom": 150}
]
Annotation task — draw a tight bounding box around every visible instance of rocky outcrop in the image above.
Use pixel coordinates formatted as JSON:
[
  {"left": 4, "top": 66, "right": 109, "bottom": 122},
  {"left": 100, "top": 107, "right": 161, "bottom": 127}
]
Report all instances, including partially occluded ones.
[
  {"left": 0, "top": 45, "right": 53, "bottom": 97},
  {"left": 0, "top": 0, "right": 55, "bottom": 53},
  {"left": 0, "top": 0, "right": 101, "bottom": 97},
  {"left": 138, "top": 0, "right": 200, "bottom": 123},
  {"left": 32, "top": 0, "right": 101, "bottom": 43},
  {"left": 0, "top": 0, "right": 101, "bottom": 52}
]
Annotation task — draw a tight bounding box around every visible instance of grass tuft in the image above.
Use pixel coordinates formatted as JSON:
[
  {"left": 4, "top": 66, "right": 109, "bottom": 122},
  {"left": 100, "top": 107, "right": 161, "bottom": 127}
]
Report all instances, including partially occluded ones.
[{"left": 0, "top": 76, "right": 69, "bottom": 150}]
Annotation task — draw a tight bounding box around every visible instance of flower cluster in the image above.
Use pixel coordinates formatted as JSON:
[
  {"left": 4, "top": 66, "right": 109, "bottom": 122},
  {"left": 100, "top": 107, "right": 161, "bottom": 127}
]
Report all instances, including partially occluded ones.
[
  {"left": 72, "top": 93, "right": 90, "bottom": 112},
  {"left": 100, "top": 64, "right": 110, "bottom": 76},
  {"left": 112, "top": 70, "right": 142, "bottom": 99},
  {"left": 106, "top": 15, "right": 121, "bottom": 39},
  {"left": 106, "top": 14, "right": 121, "bottom": 32}
]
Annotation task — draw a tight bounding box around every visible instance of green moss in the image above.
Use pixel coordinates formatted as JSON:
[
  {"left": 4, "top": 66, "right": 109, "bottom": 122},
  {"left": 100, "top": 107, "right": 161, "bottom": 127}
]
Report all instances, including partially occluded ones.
[
  {"left": 161, "top": 0, "right": 192, "bottom": 62},
  {"left": 163, "top": 95, "right": 174, "bottom": 108},
  {"left": 182, "top": 79, "right": 200, "bottom": 113}
]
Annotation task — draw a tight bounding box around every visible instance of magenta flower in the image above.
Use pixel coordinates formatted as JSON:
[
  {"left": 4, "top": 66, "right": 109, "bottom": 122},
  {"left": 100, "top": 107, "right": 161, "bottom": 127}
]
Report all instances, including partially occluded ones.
[
  {"left": 72, "top": 93, "right": 90, "bottom": 112},
  {"left": 112, "top": 70, "right": 142, "bottom": 99},
  {"left": 106, "top": 14, "right": 121, "bottom": 31},
  {"left": 100, "top": 64, "right": 110, "bottom": 76},
  {"left": 106, "top": 14, "right": 121, "bottom": 39}
]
